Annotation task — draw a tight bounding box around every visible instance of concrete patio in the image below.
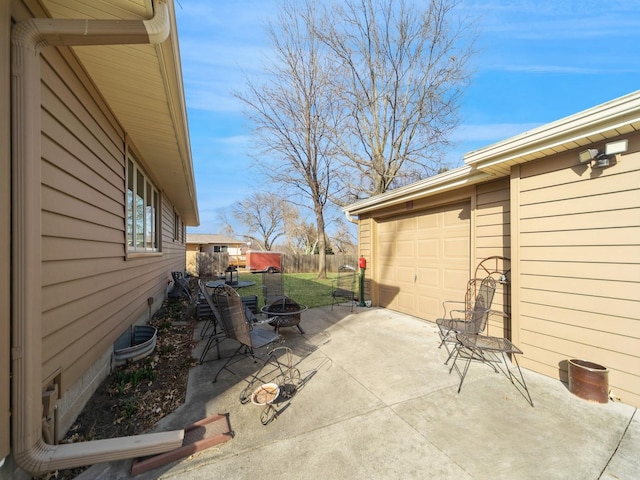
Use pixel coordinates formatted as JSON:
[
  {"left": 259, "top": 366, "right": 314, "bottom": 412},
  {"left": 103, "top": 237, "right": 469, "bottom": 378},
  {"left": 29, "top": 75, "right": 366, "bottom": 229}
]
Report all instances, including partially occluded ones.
[{"left": 80, "top": 306, "right": 639, "bottom": 479}]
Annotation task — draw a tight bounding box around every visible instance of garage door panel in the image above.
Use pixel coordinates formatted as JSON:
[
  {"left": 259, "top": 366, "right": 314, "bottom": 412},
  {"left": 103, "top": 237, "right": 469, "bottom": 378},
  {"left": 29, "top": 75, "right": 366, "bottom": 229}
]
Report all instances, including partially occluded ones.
[
  {"left": 444, "top": 268, "right": 468, "bottom": 290},
  {"left": 444, "top": 203, "right": 470, "bottom": 224},
  {"left": 396, "top": 216, "right": 417, "bottom": 232},
  {"left": 394, "top": 290, "right": 416, "bottom": 312},
  {"left": 395, "top": 266, "right": 417, "bottom": 286},
  {"left": 396, "top": 239, "right": 416, "bottom": 259},
  {"left": 375, "top": 202, "right": 470, "bottom": 318},
  {"left": 418, "top": 295, "right": 441, "bottom": 318},
  {"left": 417, "top": 213, "right": 440, "bottom": 229},
  {"left": 417, "top": 238, "right": 440, "bottom": 258},
  {"left": 417, "top": 267, "right": 440, "bottom": 288},
  {"left": 444, "top": 236, "right": 469, "bottom": 258}
]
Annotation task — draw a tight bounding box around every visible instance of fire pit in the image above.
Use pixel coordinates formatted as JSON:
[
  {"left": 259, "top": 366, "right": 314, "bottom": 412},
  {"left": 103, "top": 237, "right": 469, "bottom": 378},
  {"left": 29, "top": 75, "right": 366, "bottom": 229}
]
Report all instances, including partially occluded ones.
[{"left": 261, "top": 296, "right": 307, "bottom": 334}]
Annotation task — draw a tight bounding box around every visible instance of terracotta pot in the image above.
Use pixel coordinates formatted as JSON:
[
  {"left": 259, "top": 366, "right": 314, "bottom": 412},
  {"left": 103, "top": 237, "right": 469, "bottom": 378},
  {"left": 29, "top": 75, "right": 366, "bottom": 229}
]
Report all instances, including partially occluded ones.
[{"left": 568, "top": 359, "right": 609, "bottom": 403}]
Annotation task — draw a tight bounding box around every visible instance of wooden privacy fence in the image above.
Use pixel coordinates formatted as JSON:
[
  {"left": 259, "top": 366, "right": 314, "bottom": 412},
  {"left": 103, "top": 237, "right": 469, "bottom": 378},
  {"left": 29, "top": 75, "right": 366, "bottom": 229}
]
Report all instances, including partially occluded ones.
[
  {"left": 188, "top": 252, "right": 356, "bottom": 276},
  {"left": 187, "top": 252, "right": 229, "bottom": 277},
  {"left": 282, "top": 254, "right": 357, "bottom": 273}
]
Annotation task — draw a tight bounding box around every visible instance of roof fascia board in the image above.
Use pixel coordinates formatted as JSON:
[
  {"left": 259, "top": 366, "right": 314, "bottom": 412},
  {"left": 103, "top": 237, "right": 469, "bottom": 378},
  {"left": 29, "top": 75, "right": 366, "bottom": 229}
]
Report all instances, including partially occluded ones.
[
  {"left": 345, "top": 166, "right": 492, "bottom": 215},
  {"left": 464, "top": 90, "right": 640, "bottom": 168}
]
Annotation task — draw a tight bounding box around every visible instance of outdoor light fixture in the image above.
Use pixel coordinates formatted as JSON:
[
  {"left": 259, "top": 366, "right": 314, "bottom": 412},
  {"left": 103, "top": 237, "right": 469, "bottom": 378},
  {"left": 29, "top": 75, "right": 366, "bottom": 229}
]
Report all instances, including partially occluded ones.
[
  {"left": 225, "top": 265, "right": 238, "bottom": 285},
  {"left": 578, "top": 149, "right": 599, "bottom": 163},
  {"left": 578, "top": 139, "right": 628, "bottom": 169}
]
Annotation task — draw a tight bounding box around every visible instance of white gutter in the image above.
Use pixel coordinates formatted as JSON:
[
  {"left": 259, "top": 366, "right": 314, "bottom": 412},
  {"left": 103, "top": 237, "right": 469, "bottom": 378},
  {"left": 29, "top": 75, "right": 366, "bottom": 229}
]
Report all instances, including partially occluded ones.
[{"left": 11, "top": 1, "right": 184, "bottom": 475}]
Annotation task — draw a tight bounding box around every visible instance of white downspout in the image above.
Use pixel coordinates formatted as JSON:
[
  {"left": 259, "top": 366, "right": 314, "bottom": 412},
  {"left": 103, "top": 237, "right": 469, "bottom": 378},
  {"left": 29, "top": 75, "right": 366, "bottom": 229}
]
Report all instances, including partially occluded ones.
[
  {"left": 344, "top": 210, "right": 358, "bottom": 224},
  {"left": 11, "top": 1, "right": 184, "bottom": 475}
]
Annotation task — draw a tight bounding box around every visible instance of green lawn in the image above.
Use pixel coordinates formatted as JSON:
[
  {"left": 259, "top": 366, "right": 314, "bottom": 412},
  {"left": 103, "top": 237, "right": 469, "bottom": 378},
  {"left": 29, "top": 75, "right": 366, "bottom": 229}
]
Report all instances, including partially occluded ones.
[{"left": 237, "top": 272, "right": 339, "bottom": 309}]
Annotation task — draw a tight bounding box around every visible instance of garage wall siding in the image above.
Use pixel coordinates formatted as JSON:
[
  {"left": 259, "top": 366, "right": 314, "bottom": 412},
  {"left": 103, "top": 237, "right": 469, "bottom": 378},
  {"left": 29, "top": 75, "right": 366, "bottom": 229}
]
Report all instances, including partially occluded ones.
[
  {"left": 516, "top": 136, "right": 640, "bottom": 406},
  {"left": 39, "top": 37, "right": 187, "bottom": 427},
  {"left": 358, "top": 217, "right": 373, "bottom": 301},
  {"left": 474, "top": 179, "right": 511, "bottom": 337}
]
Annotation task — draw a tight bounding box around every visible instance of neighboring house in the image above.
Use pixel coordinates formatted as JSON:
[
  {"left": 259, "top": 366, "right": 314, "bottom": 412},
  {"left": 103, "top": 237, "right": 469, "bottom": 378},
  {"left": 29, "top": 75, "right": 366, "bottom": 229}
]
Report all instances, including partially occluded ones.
[
  {"left": 345, "top": 91, "right": 640, "bottom": 408},
  {"left": 186, "top": 234, "right": 247, "bottom": 273},
  {"left": 2, "top": 0, "right": 198, "bottom": 476}
]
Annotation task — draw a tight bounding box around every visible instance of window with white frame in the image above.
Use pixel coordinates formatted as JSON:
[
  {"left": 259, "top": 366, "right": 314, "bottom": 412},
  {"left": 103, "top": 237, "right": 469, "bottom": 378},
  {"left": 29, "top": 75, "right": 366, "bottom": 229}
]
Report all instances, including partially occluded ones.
[
  {"left": 127, "top": 157, "right": 160, "bottom": 253},
  {"left": 173, "top": 211, "right": 180, "bottom": 241}
]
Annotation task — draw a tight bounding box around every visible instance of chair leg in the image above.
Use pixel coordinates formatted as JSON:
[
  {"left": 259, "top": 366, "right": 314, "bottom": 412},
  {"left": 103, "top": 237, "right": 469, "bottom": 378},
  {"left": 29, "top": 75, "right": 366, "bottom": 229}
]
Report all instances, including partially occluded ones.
[
  {"left": 496, "top": 352, "right": 534, "bottom": 407},
  {"left": 199, "top": 333, "right": 224, "bottom": 364},
  {"left": 451, "top": 344, "right": 533, "bottom": 407},
  {"left": 211, "top": 344, "right": 244, "bottom": 383}
]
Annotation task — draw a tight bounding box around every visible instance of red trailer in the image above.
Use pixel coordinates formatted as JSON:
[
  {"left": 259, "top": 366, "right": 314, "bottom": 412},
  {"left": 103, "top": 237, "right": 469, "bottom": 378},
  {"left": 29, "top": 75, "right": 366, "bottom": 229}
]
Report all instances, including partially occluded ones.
[{"left": 245, "top": 251, "right": 282, "bottom": 272}]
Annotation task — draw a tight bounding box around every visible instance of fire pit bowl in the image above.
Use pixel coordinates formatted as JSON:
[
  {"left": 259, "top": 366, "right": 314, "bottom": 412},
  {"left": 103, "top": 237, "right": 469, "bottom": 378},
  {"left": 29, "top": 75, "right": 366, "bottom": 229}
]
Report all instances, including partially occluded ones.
[{"left": 261, "top": 297, "right": 307, "bottom": 333}]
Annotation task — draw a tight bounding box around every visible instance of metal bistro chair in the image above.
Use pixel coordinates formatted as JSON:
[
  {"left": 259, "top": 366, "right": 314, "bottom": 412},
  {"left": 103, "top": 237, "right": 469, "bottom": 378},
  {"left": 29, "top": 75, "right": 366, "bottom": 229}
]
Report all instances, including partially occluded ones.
[
  {"left": 331, "top": 265, "right": 357, "bottom": 311},
  {"left": 450, "top": 330, "right": 534, "bottom": 407},
  {"left": 169, "top": 271, "right": 191, "bottom": 301},
  {"left": 262, "top": 269, "right": 285, "bottom": 307},
  {"left": 197, "top": 280, "right": 226, "bottom": 364},
  {"left": 212, "top": 284, "right": 281, "bottom": 383},
  {"left": 436, "top": 276, "right": 497, "bottom": 365}
]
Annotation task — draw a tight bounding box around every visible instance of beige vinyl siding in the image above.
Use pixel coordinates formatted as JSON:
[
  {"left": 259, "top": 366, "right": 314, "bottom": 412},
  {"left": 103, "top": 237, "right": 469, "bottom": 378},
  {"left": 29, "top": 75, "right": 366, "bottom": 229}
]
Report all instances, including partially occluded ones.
[
  {"left": 39, "top": 39, "right": 187, "bottom": 401},
  {"left": 358, "top": 217, "right": 372, "bottom": 301},
  {"left": 474, "top": 179, "right": 511, "bottom": 337},
  {"left": 0, "top": 0, "right": 10, "bottom": 460},
  {"left": 516, "top": 138, "right": 640, "bottom": 406}
]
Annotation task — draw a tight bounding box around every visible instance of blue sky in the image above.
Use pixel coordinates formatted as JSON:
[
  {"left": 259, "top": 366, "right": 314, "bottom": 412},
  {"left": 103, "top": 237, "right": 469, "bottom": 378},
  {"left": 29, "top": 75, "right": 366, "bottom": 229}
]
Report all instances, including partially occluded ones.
[{"left": 175, "top": 0, "right": 640, "bottom": 234}]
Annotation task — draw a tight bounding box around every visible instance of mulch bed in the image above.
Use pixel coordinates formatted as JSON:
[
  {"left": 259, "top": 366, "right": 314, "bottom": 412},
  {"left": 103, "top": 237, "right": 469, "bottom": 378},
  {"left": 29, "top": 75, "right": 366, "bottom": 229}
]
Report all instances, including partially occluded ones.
[{"left": 55, "top": 281, "right": 199, "bottom": 479}]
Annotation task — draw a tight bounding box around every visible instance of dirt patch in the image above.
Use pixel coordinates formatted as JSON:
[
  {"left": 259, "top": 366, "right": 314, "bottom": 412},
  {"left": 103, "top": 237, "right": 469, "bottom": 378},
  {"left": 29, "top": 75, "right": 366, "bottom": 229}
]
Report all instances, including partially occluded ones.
[{"left": 55, "top": 284, "right": 199, "bottom": 479}]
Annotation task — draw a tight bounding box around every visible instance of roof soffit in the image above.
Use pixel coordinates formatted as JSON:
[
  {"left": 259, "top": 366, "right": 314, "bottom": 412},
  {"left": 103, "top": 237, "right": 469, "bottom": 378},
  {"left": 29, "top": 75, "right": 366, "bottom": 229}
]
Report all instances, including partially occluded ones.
[{"left": 40, "top": 0, "right": 198, "bottom": 225}]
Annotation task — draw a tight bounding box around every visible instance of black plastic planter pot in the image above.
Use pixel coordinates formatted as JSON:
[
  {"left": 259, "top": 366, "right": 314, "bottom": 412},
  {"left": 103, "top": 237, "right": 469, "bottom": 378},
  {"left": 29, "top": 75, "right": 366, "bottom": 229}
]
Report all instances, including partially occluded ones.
[{"left": 568, "top": 359, "right": 609, "bottom": 403}]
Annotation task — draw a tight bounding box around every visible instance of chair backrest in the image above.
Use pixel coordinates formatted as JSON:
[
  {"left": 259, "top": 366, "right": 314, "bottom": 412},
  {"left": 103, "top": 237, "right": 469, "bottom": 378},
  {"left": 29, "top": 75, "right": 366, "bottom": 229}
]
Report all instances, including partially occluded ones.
[
  {"left": 469, "top": 276, "right": 497, "bottom": 334},
  {"left": 335, "top": 265, "right": 356, "bottom": 294},
  {"left": 214, "top": 284, "right": 252, "bottom": 347},
  {"left": 262, "top": 271, "right": 284, "bottom": 306},
  {"left": 198, "top": 279, "right": 222, "bottom": 321}
]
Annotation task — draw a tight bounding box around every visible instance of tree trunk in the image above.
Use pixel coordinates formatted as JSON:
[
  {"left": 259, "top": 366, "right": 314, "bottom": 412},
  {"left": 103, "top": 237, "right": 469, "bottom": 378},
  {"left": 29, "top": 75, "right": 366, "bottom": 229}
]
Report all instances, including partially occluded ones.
[{"left": 315, "top": 207, "right": 327, "bottom": 279}]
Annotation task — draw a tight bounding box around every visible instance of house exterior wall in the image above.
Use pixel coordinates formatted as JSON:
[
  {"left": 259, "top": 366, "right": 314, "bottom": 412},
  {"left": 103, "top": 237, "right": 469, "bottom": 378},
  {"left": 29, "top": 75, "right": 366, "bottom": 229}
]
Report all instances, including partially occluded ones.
[
  {"left": 514, "top": 134, "right": 640, "bottom": 407},
  {"left": 37, "top": 27, "right": 187, "bottom": 435},
  {"left": 0, "top": 0, "right": 10, "bottom": 462}
]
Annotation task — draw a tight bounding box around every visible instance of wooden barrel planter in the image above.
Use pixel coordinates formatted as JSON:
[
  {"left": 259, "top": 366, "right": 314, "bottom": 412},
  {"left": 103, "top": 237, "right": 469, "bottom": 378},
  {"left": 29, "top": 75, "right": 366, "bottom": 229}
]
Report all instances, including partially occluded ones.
[{"left": 568, "top": 359, "right": 609, "bottom": 403}]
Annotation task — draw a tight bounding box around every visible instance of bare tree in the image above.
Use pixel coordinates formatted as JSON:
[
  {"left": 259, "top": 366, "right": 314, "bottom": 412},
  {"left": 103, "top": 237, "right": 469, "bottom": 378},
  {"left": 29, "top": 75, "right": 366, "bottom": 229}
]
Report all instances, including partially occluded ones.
[
  {"left": 329, "top": 218, "right": 357, "bottom": 254},
  {"left": 215, "top": 209, "right": 238, "bottom": 238},
  {"left": 317, "top": 0, "right": 475, "bottom": 202},
  {"left": 231, "top": 192, "right": 294, "bottom": 251},
  {"left": 286, "top": 220, "right": 319, "bottom": 255},
  {"left": 235, "top": 0, "right": 341, "bottom": 278}
]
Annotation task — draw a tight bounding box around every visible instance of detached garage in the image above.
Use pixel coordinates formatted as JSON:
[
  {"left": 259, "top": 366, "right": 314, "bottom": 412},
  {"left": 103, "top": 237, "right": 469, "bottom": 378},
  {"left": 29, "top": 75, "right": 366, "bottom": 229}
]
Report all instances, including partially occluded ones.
[{"left": 345, "top": 90, "right": 640, "bottom": 408}]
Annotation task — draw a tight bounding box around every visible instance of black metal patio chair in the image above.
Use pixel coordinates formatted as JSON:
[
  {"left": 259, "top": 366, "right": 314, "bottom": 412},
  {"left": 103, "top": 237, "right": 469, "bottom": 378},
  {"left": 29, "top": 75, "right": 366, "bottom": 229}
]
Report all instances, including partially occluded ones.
[
  {"left": 197, "top": 280, "right": 226, "bottom": 364},
  {"left": 331, "top": 265, "right": 357, "bottom": 311},
  {"left": 436, "top": 275, "right": 497, "bottom": 364},
  {"left": 211, "top": 284, "right": 281, "bottom": 383},
  {"left": 450, "top": 330, "right": 534, "bottom": 407},
  {"left": 262, "top": 270, "right": 285, "bottom": 307}
]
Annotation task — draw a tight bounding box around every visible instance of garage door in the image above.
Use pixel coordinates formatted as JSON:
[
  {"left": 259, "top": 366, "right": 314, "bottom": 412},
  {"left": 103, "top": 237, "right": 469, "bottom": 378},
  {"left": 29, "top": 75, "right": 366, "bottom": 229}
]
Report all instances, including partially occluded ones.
[{"left": 376, "top": 201, "right": 471, "bottom": 320}]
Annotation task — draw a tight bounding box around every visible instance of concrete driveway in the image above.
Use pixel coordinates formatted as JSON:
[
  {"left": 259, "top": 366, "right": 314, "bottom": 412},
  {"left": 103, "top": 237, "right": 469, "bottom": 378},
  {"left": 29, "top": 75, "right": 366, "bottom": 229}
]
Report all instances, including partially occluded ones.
[{"left": 81, "top": 306, "right": 639, "bottom": 479}]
